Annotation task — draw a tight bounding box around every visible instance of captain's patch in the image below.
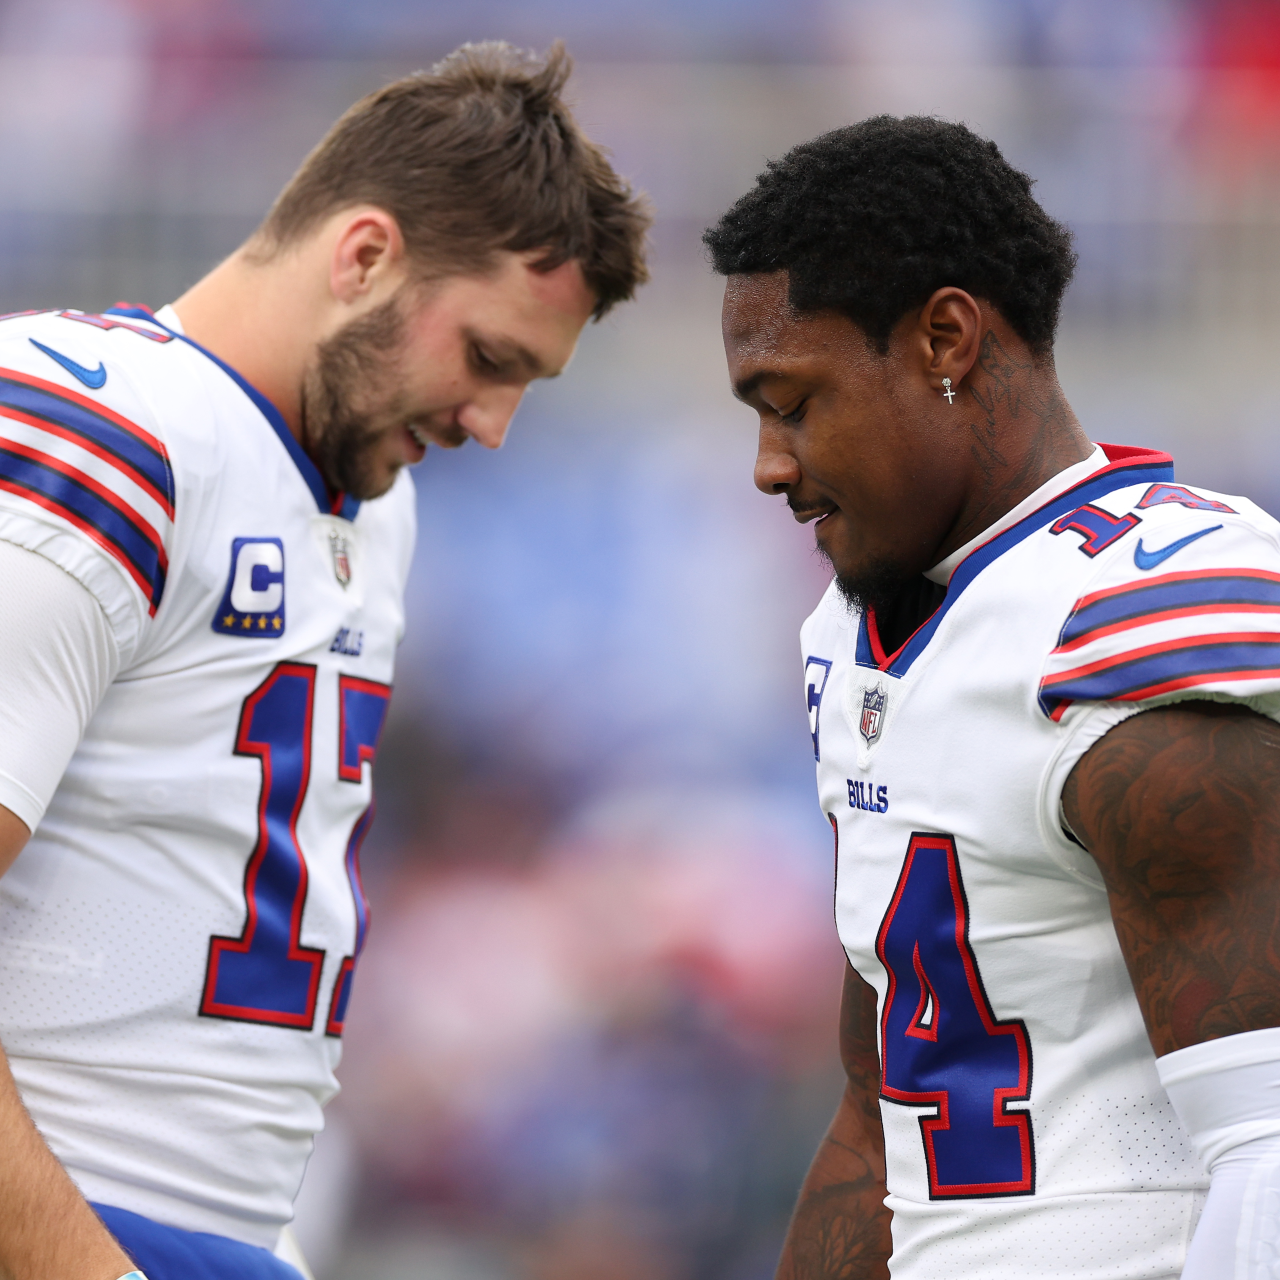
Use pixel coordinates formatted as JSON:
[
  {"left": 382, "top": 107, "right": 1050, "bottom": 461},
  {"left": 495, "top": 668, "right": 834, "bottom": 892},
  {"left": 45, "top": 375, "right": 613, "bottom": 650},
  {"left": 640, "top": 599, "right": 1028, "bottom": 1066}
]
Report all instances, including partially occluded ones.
[{"left": 213, "top": 537, "right": 285, "bottom": 637}]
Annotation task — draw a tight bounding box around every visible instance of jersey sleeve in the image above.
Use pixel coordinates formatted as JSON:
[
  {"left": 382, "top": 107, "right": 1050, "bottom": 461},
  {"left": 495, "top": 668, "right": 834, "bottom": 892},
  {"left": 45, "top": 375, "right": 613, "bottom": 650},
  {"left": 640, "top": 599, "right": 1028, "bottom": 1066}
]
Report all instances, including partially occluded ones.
[
  {"left": 1040, "top": 509, "right": 1280, "bottom": 719},
  {"left": 0, "top": 540, "right": 118, "bottom": 832},
  {"left": 0, "top": 313, "right": 176, "bottom": 662},
  {"left": 1037, "top": 502, "right": 1280, "bottom": 854}
]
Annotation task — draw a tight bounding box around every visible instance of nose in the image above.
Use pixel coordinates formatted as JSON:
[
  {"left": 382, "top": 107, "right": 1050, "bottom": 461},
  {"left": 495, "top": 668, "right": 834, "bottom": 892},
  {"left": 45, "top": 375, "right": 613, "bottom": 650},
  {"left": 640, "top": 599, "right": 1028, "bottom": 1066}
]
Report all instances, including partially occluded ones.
[
  {"left": 457, "top": 386, "right": 526, "bottom": 450},
  {"left": 754, "top": 423, "right": 801, "bottom": 495}
]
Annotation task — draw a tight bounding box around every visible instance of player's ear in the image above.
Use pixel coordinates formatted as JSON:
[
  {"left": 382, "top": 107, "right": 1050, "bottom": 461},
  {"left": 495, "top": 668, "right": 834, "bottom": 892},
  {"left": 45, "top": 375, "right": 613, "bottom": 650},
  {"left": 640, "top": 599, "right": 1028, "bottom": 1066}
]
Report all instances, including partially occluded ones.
[
  {"left": 914, "top": 287, "right": 982, "bottom": 393},
  {"left": 329, "top": 207, "right": 406, "bottom": 304}
]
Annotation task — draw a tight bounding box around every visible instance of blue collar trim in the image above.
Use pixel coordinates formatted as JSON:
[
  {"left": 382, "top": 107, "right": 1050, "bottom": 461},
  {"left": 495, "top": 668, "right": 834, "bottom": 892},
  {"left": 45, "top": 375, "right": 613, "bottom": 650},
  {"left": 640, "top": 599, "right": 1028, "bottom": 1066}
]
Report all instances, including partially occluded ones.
[
  {"left": 860, "top": 447, "right": 1176, "bottom": 678},
  {"left": 104, "top": 304, "right": 360, "bottom": 521}
]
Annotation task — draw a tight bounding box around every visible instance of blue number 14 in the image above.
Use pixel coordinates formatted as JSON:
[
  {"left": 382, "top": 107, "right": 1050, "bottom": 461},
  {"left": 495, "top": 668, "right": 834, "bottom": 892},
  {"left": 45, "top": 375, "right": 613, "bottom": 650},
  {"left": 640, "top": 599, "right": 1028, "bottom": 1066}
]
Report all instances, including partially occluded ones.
[
  {"left": 200, "top": 662, "right": 390, "bottom": 1034},
  {"left": 876, "top": 833, "right": 1035, "bottom": 1198}
]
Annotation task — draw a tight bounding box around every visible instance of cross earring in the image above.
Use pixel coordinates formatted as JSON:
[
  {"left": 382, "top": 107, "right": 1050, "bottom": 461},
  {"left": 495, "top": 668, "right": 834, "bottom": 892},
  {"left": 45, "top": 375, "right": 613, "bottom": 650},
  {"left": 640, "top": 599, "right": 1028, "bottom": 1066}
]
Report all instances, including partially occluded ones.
[{"left": 942, "top": 377, "right": 955, "bottom": 404}]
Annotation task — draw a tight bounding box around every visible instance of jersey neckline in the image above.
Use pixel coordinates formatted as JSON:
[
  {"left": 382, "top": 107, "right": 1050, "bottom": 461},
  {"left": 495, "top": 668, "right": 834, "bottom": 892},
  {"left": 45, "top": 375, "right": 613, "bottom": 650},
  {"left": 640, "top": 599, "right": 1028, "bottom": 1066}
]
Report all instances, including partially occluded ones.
[
  {"left": 856, "top": 443, "right": 1175, "bottom": 678},
  {"left": 104, "top": 304, "right": 360, "bottom": 521}
]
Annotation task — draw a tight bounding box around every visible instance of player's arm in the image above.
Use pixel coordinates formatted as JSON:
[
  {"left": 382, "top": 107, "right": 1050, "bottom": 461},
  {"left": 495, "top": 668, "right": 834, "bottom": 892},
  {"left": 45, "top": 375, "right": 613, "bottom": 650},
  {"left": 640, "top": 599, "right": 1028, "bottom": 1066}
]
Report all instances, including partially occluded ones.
[
  {"left": 775, "top": 962, "right": 892, "bottom": 1280},
  {"left": 1063, "top": 700, "right": 1280, "bottom": 1054},
  {"left": 0, "top": 813, "right": 136, "bottom": 1280},
  {"left": 0, "top": 546, "right": 137, "bottom": 1280},
  {"left": 1064, "top": 700, "right": 1280, "bottom": 1276},
  {"left": 0, "top": 806, "right": 25, "bottom": 879}
]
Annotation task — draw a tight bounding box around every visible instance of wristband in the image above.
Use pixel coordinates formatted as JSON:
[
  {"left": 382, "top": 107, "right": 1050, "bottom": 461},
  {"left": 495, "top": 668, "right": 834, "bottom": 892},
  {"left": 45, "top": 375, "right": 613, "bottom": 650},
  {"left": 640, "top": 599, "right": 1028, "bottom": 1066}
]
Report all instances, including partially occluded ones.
[{"left": 116, "top": 1272, "right": 148, "bottom": 1280}]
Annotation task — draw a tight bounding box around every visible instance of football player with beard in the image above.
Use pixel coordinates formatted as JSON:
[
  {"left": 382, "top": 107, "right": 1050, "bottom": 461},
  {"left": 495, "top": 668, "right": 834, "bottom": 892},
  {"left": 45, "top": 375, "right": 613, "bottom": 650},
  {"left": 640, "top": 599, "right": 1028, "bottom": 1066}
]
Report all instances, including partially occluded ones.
[
  {"left": 709, "top": 116, "right": 1280, "bottom": 1279},
  {"left": 0, "top": 40, "right": 648, "bottom": 1280}
]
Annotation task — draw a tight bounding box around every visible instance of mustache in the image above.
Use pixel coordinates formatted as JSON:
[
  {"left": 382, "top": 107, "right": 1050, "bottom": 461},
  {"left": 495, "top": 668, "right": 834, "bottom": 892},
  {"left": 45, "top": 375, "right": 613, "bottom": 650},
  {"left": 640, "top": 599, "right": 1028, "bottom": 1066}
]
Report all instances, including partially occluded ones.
[
  {"left": 786, "top": 495, "right": 834, "bottom": 518},
  {"left": 413, "top": 418, "right": 469, "bottom": 449}
]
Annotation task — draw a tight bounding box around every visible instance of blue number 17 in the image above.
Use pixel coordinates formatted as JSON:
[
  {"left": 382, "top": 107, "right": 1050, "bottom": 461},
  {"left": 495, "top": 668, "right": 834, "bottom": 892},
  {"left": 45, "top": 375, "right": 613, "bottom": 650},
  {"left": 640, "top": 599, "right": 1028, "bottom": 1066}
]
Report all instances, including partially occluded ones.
[{"left": 200, "top": 662, "right": 390, "bottom": 1034}]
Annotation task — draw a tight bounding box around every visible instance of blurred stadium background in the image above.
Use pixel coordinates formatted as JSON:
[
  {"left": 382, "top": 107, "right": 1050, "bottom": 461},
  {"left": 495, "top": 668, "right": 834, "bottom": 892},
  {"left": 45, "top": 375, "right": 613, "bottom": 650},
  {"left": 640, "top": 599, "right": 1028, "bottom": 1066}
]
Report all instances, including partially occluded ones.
[{"left": 3, "top": 0, "right": 1280, "bottom": 1276}]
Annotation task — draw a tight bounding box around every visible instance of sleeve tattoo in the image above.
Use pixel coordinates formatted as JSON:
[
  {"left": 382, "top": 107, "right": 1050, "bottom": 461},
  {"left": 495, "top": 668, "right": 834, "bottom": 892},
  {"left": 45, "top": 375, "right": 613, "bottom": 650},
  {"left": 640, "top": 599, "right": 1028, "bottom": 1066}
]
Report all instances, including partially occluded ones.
[{"left": 1062, "top": 700, "right": 1280, "bottom": 1056}]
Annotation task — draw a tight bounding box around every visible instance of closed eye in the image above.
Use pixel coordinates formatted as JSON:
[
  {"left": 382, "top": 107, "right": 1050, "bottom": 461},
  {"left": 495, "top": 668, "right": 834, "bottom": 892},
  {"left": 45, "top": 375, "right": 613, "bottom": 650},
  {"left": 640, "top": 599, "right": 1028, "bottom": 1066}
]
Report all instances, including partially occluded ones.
[
  {"left": 470, "top": 343, "right": 501, "bottom": 375},
  {"left": 780, "top": 400, "right": 807, "bottom": 425}
]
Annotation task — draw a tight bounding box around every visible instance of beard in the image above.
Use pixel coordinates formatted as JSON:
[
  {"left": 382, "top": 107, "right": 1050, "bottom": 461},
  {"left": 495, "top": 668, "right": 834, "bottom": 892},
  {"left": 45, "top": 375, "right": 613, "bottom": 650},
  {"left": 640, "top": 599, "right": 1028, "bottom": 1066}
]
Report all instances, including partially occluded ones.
[
  {"left": 815, "top": 540, "right": 909, "bottom": 618},
  {"left": 299, "top": 292, "right": 412, "bottom": 501},
  {"left": 789, "top": 493, "right": 909, "bottom": 617}
]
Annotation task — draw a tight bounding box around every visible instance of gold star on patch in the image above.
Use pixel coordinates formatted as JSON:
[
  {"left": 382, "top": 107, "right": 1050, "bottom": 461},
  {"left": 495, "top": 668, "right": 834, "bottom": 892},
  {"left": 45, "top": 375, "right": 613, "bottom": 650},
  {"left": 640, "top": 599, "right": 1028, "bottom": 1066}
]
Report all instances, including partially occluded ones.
[
  {"left": 222, "top": 615, "right": 234, "bottom": 627},
  {"left": 272, "top": 617, "right": 282, "bottom": 630},
  {"left": 258, "top": 616, "right": 267, "bottom": 629},
  {"left": 242, "top": 616, "right": 252, "bottom": 629}
]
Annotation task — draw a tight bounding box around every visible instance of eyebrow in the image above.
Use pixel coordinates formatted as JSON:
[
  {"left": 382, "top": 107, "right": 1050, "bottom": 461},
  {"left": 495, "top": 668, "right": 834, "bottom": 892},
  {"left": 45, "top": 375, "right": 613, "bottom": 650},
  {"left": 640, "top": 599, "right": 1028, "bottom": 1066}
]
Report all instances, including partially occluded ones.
[
  {"left": 511, "top": 342, "right": 559, "bottom": 380},
  {"left": 732, "top": 369, "right": 778, "bottom": 402},
  {"left": 469, "top": 330, "right": 562, "bottom": 381}
]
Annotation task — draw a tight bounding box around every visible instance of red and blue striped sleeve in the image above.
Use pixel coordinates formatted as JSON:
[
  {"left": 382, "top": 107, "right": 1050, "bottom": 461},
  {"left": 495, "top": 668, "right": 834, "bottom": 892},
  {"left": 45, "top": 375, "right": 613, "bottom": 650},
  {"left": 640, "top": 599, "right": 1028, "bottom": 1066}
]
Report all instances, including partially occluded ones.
[
  {"left": 1039, "top": 514, "right": 1280, "bottom": 721},
  {"left": 0, "top": 321, "right": 175, "bottom": 649}
]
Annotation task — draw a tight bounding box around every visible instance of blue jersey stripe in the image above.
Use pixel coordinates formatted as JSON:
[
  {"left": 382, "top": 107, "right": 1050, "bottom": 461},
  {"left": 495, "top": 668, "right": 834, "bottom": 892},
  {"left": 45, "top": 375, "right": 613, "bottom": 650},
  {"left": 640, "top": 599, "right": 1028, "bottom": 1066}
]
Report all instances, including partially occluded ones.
[
  {"left": 1039, "top": 636, "right": 1280, "bottom": 715},
  {"left": 855, "top": 613, "right": 878, "bottom": 666},
  {"left": 871, "top": 453, "right": 1176, "bottom": 677},
  {"left": 0, "top": 445, "right": 166, "bottom": 609},
  {"left": 105, "top": 305, "right": 361, "bottom": 521},
  {"left": 0, "top": 371, "right": 173, "bottom": 510},
  {"left": 1060, "top": 572, "right": 1280, "bottom": 646}
]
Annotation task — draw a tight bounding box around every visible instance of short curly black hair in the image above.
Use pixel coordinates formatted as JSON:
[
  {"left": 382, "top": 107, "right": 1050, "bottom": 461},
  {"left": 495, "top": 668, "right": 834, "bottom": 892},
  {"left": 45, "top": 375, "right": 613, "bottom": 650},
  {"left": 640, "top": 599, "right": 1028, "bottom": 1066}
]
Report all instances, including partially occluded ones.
[{"left": 704, "top": 116, "right": 1076, "bottom": 357}]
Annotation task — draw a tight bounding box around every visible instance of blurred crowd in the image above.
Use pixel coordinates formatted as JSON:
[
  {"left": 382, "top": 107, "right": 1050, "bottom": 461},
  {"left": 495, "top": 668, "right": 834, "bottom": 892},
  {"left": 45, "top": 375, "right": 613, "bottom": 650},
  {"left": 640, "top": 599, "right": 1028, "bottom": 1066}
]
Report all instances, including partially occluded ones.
[{"left": 4, "top": 1, "right": 1280, "bottom": 1277}]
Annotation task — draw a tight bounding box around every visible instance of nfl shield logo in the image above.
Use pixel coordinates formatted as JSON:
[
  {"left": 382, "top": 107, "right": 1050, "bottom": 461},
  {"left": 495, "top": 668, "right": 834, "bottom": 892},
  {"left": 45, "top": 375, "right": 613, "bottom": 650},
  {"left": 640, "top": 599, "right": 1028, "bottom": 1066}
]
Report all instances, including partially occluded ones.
[
  {"left": 329, "top": 529, "right": 352, "bottom": 588},
  {"left": 859, "top": 685, "right": 886, "bottom": 746}
]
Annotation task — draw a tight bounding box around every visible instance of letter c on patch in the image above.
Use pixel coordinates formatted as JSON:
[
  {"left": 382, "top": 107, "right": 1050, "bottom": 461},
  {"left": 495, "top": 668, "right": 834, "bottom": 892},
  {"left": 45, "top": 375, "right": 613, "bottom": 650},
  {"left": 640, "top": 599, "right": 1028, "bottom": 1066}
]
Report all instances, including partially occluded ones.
[{"left": 231, "top": 540, "right": 284, "bottom": 612}]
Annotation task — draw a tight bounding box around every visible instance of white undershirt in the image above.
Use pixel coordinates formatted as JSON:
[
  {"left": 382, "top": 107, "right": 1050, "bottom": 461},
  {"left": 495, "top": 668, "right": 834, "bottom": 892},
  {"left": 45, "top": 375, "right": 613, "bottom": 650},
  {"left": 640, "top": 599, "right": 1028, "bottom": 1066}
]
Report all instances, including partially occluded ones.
[
  {"left": 925, "top": 445, "right": 1108, "bottom": 586},
  {"left": 0, "top": 540, "right": 117, "bottom": 832}
]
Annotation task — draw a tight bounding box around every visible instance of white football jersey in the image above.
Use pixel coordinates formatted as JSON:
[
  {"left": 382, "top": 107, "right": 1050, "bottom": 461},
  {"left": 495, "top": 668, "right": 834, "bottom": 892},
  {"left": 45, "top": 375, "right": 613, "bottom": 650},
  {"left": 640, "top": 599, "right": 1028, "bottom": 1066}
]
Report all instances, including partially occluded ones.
[
  {"left": 801, "top": 444, "right": 1280, "bottom": 1279},
  {"left": 0, "top": 305, "right": 414, "bottom": 1244}
]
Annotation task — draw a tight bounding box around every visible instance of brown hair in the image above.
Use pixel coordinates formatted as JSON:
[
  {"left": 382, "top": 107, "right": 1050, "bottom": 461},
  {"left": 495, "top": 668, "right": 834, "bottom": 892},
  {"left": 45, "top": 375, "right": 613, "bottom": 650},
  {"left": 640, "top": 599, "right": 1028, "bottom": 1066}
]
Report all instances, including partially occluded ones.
[{"left": 254, "top": 41, "right": 650, "bottom": 318}]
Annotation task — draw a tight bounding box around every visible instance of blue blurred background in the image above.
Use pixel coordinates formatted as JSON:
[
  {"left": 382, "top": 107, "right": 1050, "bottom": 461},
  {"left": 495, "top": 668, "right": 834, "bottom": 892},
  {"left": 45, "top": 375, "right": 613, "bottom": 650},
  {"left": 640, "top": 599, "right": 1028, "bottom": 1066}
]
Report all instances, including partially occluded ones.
[{"left": 4, "top": 1, "right": 1280, "bottom": 1276}]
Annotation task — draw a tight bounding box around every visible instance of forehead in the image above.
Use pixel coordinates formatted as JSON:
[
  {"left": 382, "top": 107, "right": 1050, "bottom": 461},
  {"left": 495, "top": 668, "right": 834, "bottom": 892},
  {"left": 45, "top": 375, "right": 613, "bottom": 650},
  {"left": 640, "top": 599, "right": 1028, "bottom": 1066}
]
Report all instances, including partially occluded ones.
[
  {"left": 721, "top": 270, "right": 798, "bottom": 357},
  {"left": 721, "top": 270, "right": 868, "bottom": 392},
  {"left": 416, "top": 254, "right": 594, "bottom": 327},
  {"left": 402, "top": 254, "right": 595, "bottom": 373}
]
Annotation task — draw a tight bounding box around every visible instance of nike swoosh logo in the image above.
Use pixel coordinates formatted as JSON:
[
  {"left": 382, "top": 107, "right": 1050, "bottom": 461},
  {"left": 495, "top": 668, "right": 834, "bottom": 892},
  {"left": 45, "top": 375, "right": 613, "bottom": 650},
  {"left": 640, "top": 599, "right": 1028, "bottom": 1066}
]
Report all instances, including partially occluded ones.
[
  {"left": 1133, "top": 524, "right": 1223, "bottom": 570},
  {"left": 29, "top": 338, "right": 107, "bottom": 389}
]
